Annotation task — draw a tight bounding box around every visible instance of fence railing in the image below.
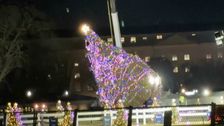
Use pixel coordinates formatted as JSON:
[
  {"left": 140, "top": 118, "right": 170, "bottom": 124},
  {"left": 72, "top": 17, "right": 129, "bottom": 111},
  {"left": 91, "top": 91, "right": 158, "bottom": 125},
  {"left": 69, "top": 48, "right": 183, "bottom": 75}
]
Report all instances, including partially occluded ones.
[{"left": 0, "top": 103, "right": 219, "bottom": 126}]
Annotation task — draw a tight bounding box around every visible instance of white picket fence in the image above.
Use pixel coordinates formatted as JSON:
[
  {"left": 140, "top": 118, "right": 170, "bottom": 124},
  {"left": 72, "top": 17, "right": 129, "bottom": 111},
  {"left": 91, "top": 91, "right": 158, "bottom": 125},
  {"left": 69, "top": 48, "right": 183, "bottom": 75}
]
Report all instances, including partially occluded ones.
[
  {"left": 1, "top": 112, "right": 65, "bottom": 126},
  {"left": 76, "top": 106, "right": 211, "bottom": 126},
  {"left": 0, "top": 105, "right": 212, "bottom": 126}
]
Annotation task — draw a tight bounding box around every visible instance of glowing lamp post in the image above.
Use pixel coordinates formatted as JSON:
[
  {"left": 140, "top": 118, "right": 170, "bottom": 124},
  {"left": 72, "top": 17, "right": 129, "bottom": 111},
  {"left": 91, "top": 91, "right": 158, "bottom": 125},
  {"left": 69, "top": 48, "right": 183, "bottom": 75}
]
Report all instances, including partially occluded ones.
[
  {"left": 64, "top": 90, "right": 69, "bottom": 97},
  {"left": 181, "top": 88, "right": 186, "bottom": 94},
  {"left": 81, "top": 24, "right": 90, "bottom": 35},
  {"left": 203, "top": 89, "right": 210, "bottom": 96},
  {"left": 26, "top": 90, "right": 32, "bottom": 98}
]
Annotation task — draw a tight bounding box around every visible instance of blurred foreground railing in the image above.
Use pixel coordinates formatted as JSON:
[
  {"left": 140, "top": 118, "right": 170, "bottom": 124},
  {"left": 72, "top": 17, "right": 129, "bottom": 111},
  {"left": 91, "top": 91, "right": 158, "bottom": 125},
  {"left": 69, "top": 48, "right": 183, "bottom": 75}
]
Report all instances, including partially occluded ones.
[{"left": 0, "top": 103, "right": 220, "bottom": 126}]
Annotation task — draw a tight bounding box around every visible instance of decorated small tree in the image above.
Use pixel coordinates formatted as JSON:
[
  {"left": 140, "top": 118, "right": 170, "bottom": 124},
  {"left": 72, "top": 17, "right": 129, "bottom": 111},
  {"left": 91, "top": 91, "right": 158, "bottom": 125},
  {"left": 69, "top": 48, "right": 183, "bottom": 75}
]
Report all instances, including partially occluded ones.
[
  {"left": 6, "top": 102, "right": 22, "bottom": 126},
  {"left": 58, "top": 102, "right": 73, "bottom": 126}
]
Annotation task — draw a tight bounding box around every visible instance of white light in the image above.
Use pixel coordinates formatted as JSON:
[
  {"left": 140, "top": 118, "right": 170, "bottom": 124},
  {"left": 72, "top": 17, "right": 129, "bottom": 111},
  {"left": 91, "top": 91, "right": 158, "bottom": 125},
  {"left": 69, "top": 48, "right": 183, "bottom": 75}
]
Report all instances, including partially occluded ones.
[
  {"left": 203, "top": 89, "right": 210, "bottom": 96},
  {"left": 42, "top": 104, "right": 46, "bottom": 109},
  {"left": 154, "top": 76, "right": 161, "bottom": 86},
  {"left": 26, "top": 90, "right": 32, "bottom": 97},
  {"left": 192, "top": 33, "right": 196, "bottom": 36},
  {"left": 149, "top": 75, "right": 161, "bottom": 86},
  {"left": 177, "top": 106, "right": 210, "bottom": 111},
  {"left": 149, "top": 75, "right": 155, "bottom": 85},
  {"left": 185, "top": 91, "right": 196, "bottom": 96},
  {"left": 181, "top": 89, "right": 186, "bottom": 93},
  {"left": 216, "top": 39, "right": 223, "bottom": 46},
  {"left": 179, "top": 112, "right": 208, "bottom": 117},
  {"left": 133, "top": 107, "right": 171, "bottom": 113},
  {"left": 81, "top": 24, "right": 90, "bottom": 35},
  {"left": 64, "top": 91, "right": 69, "bottom": 96},
  {"left": 172, "top": 99, "right": 176, "bottom": 103},
  {"left": 220, "top": 96, "right": 223, "bottom": 100},
  {"left": 34, "top": 104, "right": 39, "bottom": 109},
  {"left": 194, "top": 89, "right": 198, "bottom": 93}
]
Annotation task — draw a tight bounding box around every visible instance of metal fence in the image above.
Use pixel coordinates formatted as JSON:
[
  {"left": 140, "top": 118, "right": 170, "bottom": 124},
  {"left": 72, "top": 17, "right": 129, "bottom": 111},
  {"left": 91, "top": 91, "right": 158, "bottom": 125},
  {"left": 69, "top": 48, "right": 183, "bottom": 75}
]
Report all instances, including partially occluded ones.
[{"left": 0, "top": 103, "right": 219, "bottom": 126}]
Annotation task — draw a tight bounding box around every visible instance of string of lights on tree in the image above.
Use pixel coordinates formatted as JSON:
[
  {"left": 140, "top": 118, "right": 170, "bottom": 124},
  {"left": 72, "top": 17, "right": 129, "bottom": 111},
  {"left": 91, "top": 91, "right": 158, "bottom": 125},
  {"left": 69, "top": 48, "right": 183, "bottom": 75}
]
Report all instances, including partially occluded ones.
[
  {"left": 57, "top": 101, "right": 74, "bottom": 126},
  {"left": 6, "top": 102, "right": 23, "bottom": 126},
  {"left": 82, "top": 24, "right": 162, "bottom": 108}
]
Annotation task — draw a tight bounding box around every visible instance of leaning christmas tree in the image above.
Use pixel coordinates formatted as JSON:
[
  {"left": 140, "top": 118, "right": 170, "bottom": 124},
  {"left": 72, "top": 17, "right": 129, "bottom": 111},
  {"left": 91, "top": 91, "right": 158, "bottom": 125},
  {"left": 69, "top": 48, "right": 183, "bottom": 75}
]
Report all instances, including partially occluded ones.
[{"left": 82, "top": 25, "right": 162, "bottom": 108}]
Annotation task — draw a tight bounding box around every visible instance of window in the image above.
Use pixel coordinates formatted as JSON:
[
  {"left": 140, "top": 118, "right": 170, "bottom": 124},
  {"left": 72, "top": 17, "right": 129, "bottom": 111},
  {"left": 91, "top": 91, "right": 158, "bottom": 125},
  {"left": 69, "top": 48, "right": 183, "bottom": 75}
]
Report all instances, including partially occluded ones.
[
  {"left": 121, "top": 20, "right": 125, "bottom": 27},
  {"left": 121, "top": 37, "right": 125, "bottom": 43},
  {"left": 144, "top": 56, "right": 150, "bottom": 62},
  {"left": 156, "top": 35, "right": 163, "bottom": 39},
  {"left": 191, "top": 33, "right": 196, "bottom": 36},
  {"left": 74, "top": 73, "right": 80, "bottom": 79},
  {"left": 215, "top": 31, "right": 224, "bottom": 46},
  {"left": 142, "top": 37, "right": 148, "bottom": 40},
  {"left": 185, "top": 67, "right": 190, "bottom": 73},
  {"left": 47, "top": 74, "right": 52, "bottom": 79},
  {"left": 74, "top": 63, "right": 79, "bottom": 67},
  {"left": 172, "top": 55, "right": 178, "bottom": 61},
  {"left": 184, "top": 54, "right": 190, "bottom": 61},
  {"left": 206, "top": 54, "right": 212, "bottom": 59},
  {"left": 107, "top": 38, "right": 113, "bottom": 42},
  {"left": 66, "top": 8, "right": 70, "bottom": 13},
  {"left": 173, "top": 67, "right": 178, "bottom": 73},
  {"left": 130, "top": 37, "right": 136, "bottom": 43},
  {"left": 218, "top": 53, "right": 223, "bottom": 58}
]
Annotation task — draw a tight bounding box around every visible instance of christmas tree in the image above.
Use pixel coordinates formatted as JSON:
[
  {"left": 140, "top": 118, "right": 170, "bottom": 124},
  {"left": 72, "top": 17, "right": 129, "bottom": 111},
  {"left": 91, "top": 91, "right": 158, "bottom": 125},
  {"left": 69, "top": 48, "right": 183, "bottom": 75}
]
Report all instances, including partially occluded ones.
[
  {"left": 6, "top": 103, "right": 22, "bottom": 126},
  {"left": 58, "top": 102, "right": 73, "bottom": 126},
  {"left": 82, "top": 24, "right": 162, "bottom": 108}
]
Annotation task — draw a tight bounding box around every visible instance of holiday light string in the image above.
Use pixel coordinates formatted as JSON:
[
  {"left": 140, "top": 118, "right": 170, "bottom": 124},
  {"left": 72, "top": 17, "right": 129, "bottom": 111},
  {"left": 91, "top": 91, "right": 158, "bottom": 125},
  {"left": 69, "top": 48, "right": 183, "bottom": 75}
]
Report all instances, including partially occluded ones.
[{"left": 83, "top": 25, "right": 162, "bottom": 108}]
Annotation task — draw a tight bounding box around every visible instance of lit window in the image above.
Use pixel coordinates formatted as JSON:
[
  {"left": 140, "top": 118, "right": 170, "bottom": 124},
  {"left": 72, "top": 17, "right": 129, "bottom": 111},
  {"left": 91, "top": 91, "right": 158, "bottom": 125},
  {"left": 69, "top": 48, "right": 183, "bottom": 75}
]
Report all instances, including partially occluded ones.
[
  {"left": 191, "top": 33, "right": 196, "bottom": 36},
  {"left": 144, "top": 56, "right": 150, "bottom": 62},
  {"left": 156, "top": 35, "right": 163, "bottom": 40},
  {"left": 130, "top": 37, "right": 136, "bottom": 43},
  {"left": 185, "top": 67, "right": 190, "bottom": 73},
  {"left": 121, "top": 20, "right": 125, "bottom": 27},
  {"left": 74, "top": 63, "right": 79, "bottom": 67},
  {"left": 218, "top": 53, "right": 223, "bottom": 58},
  {"left": 74, "top": 73, "right": 80, "bottom": 79},
  {"left": 47, "top": 74, "right": 52, "bottom": 79},
  {"left": 173, "top": 67, "right": 178, "bottom": 73},
  {"left": 206, "top": 54, "right": 212, "bottom": 59},
  {"left": 172, "top": 55, "right": 178, "bottom": 61},
  {"left": 184, "top": 54, "right": 190, "bottom": 61},
  {"left": 216, "top": 40, "right": 223, "bottom": 46},
  {"left": 142, "top": 37, "right": 148, "bottom": 40},
  {"left": 215, "top": 31, "right": 224, "bottom": 46},
  {"left": 121, "top": 37, "right": 125, "bottom": 43},
  {"left": 107, "top": 38, "right": 113, "bottom": 42},
  {"left": 66, "top": 8, "right": 70, "bottom": 13}
]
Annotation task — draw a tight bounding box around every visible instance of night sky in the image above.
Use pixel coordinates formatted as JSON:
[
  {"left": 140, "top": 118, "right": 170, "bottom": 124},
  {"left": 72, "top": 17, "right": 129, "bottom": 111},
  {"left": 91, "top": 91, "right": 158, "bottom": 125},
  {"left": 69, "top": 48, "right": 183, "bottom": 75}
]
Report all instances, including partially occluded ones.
[
  {"left": 2, "top": 0, "right": 224, "bottom": 34},
  {"left": 34, "top": 0, "right": 224, "bottom": 34}
]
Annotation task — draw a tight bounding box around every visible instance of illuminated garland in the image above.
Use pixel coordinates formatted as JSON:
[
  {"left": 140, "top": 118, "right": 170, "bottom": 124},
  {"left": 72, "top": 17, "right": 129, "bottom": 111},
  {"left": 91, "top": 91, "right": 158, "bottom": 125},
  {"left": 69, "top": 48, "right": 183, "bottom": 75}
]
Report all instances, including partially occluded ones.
[{"left": 84, "top": 27, "right": 162, "bottom": 108}]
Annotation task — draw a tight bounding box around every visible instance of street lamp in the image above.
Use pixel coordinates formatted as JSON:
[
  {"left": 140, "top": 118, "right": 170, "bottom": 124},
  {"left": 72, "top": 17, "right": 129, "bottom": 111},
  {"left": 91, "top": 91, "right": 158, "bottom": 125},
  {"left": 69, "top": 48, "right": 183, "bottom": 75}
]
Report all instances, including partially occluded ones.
[
  {"left": 203, "top": 89, "right": 210, "bottom": 96},
  {"left": 81, "top": 24, "right": 90, "bottom": 35},
  {"left": 64, "top": 90, "right": 69, "bottom": 97},
  {"left": 26, "top": 90, "right": 32, "bottom": 98},
  {"left": 181, "top": 88, "right": 186, "bottom": 94}
]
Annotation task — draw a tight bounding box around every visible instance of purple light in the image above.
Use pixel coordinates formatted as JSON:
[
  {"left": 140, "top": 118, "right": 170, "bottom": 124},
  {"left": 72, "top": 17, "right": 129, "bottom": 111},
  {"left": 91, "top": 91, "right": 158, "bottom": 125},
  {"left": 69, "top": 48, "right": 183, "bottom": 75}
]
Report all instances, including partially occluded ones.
[{"left": 85, "top": 30, "right": 161, "bottom": 108}]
